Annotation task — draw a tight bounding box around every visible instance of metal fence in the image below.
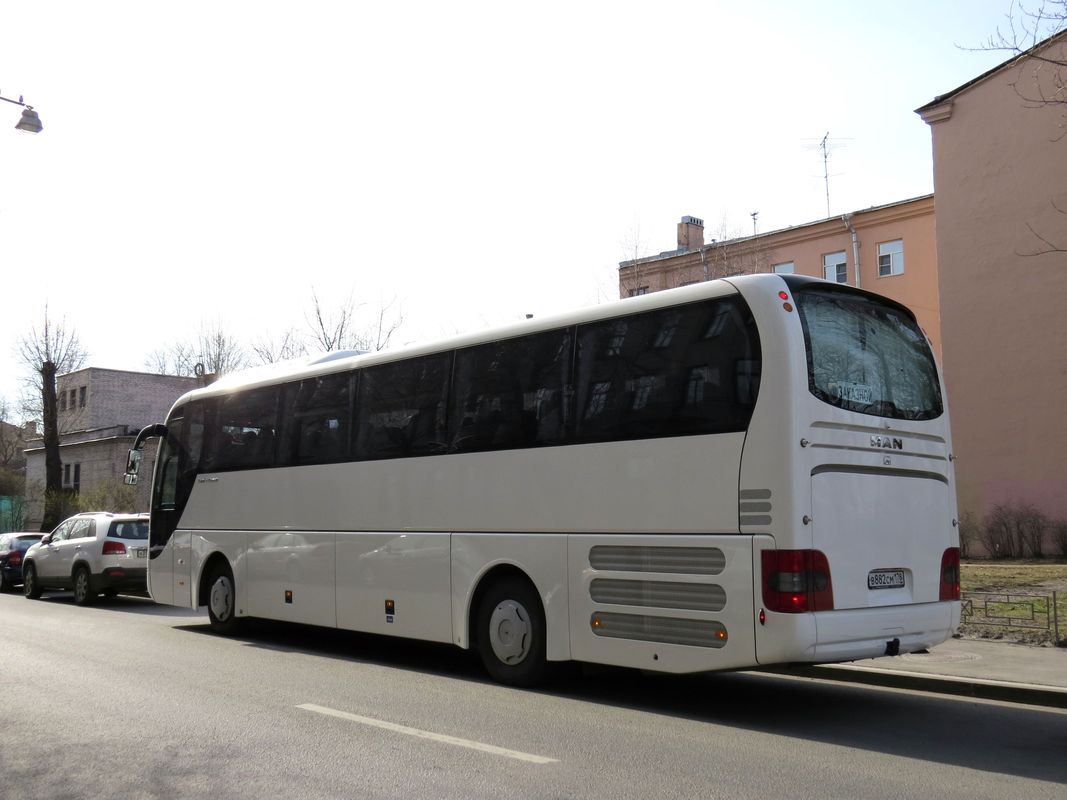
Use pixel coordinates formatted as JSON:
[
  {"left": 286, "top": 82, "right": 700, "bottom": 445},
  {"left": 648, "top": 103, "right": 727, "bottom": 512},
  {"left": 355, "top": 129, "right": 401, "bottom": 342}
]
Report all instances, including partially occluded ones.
[{"left": 961, "top": 590, "right": 1062, "bottom": 644}]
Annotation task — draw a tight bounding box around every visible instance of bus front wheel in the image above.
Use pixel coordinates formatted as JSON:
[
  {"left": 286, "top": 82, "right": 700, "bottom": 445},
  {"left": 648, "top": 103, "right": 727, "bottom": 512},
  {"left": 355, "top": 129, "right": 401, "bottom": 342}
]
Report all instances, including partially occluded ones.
[
  {"left": 475, "top": 576, "right": 548, "bottom": 687},
  {"left": 206, "top": 564, "right": 241, "bottom": 635}
]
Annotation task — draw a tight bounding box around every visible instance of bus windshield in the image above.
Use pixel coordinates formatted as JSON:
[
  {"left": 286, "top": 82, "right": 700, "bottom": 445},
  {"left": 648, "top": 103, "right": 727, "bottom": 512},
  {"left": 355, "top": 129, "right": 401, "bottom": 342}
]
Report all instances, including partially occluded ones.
[{"left": 794, "top": 285, "right": 943, "bottom": 420}]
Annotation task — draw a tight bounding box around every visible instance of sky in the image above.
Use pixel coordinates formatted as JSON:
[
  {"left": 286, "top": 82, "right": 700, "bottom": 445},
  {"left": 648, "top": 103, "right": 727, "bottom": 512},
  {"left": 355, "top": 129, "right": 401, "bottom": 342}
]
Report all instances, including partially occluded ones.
[{"left": 0, "top": 1, "right": 1029, "bottom": 419}]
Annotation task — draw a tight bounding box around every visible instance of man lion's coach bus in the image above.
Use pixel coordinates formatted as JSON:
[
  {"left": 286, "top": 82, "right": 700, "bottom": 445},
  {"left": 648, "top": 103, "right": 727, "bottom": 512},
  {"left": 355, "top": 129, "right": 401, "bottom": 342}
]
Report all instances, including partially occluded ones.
[{"left": 125, "top": 275, "right": 961, "bottom": 686}]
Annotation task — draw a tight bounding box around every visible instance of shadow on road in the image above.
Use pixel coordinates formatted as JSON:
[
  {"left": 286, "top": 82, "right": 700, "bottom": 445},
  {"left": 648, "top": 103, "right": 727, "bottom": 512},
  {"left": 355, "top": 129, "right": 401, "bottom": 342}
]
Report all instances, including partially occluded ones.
[{"left": 167, "top": 616, "right": 1067, "bottom": 786}]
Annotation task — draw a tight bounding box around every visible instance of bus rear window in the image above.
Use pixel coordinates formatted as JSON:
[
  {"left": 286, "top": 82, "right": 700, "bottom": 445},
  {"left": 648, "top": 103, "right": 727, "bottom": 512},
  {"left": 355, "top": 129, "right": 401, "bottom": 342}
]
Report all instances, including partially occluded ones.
[{"left": 794, "top": 286, "right": 943, "bottom": 420}]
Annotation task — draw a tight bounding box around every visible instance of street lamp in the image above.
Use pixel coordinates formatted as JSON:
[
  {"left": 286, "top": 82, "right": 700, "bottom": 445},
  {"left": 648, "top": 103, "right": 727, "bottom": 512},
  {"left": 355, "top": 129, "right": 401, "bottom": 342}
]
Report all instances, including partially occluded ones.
[{"left": 0, "top": 91, "right": 43, "bottom": 133}]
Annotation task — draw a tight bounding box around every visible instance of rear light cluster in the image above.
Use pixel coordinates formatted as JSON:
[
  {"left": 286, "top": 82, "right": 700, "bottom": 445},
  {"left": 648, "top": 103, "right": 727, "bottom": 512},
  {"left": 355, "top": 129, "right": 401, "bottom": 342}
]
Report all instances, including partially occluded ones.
[
  {"left": 940, "top": 547, "right": 961, "bottom": 601},
  {"left": 102, "top": 541, "right": 127, "bottom": 556},
  {"left": 761, "top": 549, "right": 834, "bottom": 613},
  {"left": 7, "top": 551, "right": 22, "bottom": 567}
]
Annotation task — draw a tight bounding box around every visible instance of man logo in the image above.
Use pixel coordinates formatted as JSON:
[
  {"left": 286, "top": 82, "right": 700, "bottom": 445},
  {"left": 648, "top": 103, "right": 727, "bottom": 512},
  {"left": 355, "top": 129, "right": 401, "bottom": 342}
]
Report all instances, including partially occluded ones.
[{"left": 871, "top": 435, "right": 903, "bottom": 450}]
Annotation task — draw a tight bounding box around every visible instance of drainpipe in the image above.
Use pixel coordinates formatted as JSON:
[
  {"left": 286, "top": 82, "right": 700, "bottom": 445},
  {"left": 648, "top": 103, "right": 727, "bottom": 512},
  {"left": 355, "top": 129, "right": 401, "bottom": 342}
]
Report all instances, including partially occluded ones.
[
  {"left": 700, "top": 247, "right": 708, "bottom": 281},
  {"left": 842, "top": 213, "right": 861, "bottom": 289}
]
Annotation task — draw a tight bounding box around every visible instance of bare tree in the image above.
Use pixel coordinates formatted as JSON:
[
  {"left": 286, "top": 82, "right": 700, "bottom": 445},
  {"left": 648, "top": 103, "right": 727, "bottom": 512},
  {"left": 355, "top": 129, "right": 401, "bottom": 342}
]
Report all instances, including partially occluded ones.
[
  {"left": 251, "top": 327, "right": 309, "bottom": 365},
  {"left": 16, "top": 306, "right": 88, "bottom": 531},
  {"left": 145, "top": 321, "right": 247, "bottom": 377},
  {"left": 305, "top": 289, "right": 403, "bottom": 354}
]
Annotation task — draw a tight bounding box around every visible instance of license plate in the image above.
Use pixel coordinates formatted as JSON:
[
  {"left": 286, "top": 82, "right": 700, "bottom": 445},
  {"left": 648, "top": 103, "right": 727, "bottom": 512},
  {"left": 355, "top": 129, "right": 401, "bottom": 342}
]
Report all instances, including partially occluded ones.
[{"left": 868, "top": 569, "right": 905, "bottom": 589}]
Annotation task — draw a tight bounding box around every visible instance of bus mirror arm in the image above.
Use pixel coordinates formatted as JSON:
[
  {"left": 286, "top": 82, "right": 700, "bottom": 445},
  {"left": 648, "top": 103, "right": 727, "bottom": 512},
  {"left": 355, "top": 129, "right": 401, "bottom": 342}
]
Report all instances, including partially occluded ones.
[{"left": 124, "top": 424, "right": 168, "bottom": 485}]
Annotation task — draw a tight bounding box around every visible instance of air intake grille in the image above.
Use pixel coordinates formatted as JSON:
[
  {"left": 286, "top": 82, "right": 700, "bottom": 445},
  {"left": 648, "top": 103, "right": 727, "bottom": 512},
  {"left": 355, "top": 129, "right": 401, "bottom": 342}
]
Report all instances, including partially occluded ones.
[
  {"left": 590, "top": 579, "right": 726, "bottom": 612},
  {"left": 589, "top": 546, "right": 725, "bottom": 574},
  {"left": 591, "top": 612, "right": 727, "bottom": 649}
]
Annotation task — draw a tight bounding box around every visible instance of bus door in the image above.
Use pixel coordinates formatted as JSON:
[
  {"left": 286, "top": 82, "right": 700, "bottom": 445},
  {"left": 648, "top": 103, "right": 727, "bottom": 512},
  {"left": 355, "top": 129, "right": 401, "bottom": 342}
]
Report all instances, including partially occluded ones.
[{"left": 150, "top": 403, "right": 203, "bottom": 607}]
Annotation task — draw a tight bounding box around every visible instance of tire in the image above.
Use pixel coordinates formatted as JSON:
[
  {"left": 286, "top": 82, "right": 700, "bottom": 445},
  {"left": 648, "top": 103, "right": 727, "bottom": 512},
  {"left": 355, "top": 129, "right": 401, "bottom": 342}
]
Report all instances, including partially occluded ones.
[
  {"left": 475, "top": 576, "right": 549, "bottom": 687},
  {"left": 72, "top": 566, "right": 95, "bottom": 606},
  {"left": 0, "top": 569, "right": 8, "bottom": 593},
  {"left": 206, "top": 564, "right": 242, "bottom": 635},
  {"left": 23, "top": 563, "right": 42, "bottom": 599}
]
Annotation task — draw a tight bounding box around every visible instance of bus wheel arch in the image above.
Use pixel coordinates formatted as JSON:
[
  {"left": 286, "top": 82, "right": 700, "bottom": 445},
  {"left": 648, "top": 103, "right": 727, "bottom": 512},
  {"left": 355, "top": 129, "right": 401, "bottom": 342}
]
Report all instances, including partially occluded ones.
[{"left": 469, "top": 565, "right": 549, "bottom": 687}]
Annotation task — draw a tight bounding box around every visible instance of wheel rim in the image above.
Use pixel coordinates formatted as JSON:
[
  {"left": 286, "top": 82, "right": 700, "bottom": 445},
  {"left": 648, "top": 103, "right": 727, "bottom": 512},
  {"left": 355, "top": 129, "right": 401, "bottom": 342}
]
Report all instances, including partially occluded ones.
[
  {"left": 75, "top": 570, "right": 88, "bottom": 601},
  {"left": 24, "top": 567, "right": 34, "bottom": 594},
  {"left": 210, "top": 575, "right": 233, "bottom": 622},
  {"left": 488, "top": 599, "right": 531, "bottom": 665}
]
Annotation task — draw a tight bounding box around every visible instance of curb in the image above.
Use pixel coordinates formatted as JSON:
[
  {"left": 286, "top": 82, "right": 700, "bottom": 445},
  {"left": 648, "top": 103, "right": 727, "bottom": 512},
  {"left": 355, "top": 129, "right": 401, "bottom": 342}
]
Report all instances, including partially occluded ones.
[{"left": 756, "top": 664, "right": 1067, "bottom": 709}]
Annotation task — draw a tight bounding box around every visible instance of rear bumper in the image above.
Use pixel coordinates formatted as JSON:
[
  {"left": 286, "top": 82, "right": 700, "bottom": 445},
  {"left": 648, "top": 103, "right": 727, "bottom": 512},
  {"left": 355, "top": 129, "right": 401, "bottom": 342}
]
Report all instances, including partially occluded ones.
[
  {"left": 92, "top": 567, "right": 147, "bottom": 593},
  {"left": 811, "top": 601, "right": 960, "bottom": 663},
  {"left": 1, "top": 565, "right": 23, "bottom": 585}
]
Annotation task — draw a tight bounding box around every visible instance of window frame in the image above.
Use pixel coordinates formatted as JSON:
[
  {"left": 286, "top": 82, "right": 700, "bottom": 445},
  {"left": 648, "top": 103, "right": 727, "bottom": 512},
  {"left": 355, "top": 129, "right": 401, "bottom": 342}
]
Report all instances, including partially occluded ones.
[{"left": 877, "top": 239, "right": 905, "bottom": 278}]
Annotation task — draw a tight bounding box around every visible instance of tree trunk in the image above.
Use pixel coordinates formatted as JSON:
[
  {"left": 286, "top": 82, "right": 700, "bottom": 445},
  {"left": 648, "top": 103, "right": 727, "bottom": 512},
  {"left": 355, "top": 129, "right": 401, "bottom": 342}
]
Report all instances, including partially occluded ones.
[{"left": 40, "top": 360, "right": 63, "bottom": 532}]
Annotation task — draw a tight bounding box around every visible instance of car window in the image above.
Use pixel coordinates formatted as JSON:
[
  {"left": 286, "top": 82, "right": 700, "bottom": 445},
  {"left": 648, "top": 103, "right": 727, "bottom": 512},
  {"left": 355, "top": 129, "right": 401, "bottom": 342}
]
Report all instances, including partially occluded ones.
[
  {"left": 108, "top": 521, "right": 149, "bottom": 540},
  {"left": 71, "top": 519, "right": 93, "bottom": 539},
  {"left": 50, "top": 520, "right": 73, "bottom": 542},
  {"left": 0, "top": 535, "right": 8, "bottom": 549},
  {"left": 16, "top": 535, "right": 41, "bottom": 550}
]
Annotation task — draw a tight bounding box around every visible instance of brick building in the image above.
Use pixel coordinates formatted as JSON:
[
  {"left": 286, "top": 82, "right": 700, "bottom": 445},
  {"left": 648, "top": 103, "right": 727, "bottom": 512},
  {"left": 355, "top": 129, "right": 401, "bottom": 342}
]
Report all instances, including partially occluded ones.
[{"left": 23, "top": 368, "right": 198, "bottom": 529}]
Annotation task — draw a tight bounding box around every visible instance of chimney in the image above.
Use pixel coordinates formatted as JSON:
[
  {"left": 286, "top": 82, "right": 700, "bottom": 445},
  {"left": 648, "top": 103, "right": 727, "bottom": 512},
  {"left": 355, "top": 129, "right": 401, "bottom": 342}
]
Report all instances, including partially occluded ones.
[{"left": 677, "top": 216, "right": 704, "bottom": 251}]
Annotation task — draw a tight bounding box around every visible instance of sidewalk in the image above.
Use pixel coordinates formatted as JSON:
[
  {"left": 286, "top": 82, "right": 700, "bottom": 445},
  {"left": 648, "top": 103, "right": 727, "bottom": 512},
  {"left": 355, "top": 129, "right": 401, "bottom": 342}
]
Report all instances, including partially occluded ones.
[{"left": 762, "top": 637, "right": 1067, "bottom": 709}]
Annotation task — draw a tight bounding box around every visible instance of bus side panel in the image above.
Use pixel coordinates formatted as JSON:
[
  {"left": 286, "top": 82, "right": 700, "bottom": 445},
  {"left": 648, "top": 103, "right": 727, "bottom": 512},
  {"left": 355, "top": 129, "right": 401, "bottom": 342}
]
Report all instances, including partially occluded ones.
[
  {"left": 246, "top": 531, "right": 337, "bottom": 627},
  {"left": 336, "top": 532, "right": 452, "bottom": 643},
  {"left": 191, "top": 531, "right": 248, "bottom": 614},
  {"left": 451, "top": 533, "right": 569, "bottom": 660},
  {"left": 568, "top": 534, "right": 756, "bottom": 674}
]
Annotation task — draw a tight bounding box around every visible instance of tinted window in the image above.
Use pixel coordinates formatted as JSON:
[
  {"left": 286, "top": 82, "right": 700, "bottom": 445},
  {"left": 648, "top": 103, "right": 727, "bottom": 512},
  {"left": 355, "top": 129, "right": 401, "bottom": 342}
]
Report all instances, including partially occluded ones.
[
  {"left": 279, "top": 373, "right": 352, "bottom": 466},
  {"left": 573, "top": 297, "right": 761, "bottom": 442},
  {"left": 109, "top": 521, "right": 149, "bottom": 540},
  {"left": 15, "top": 535, "right": 41, "bottom": 550},
  {"left": 794, "top": 286, "right": 943, "bottom": 420},
  {"left": 450, "top": 329, "right": 572, "bottom": 453},
  {"left": 203, "top": 388, "right": 280, "bottom": 471},
  {"left": 355, "top": 354, "right": 450, "bottom": 460}
]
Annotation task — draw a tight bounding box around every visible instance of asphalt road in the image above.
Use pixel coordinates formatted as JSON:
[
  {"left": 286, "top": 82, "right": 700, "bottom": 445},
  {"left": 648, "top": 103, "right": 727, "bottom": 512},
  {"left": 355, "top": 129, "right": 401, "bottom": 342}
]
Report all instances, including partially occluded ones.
[{"left": 1, "top": 590, "right": 1065, "bottom": 800}]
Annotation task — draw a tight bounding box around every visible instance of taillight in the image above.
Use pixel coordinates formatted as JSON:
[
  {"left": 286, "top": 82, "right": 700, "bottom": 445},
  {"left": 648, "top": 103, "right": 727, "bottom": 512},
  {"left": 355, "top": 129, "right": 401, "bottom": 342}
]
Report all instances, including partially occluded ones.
[
  {"left": 8, "top": 551, "right": 22, "bottom": 567},
  {"left": 761, "top": 549, "right": 834, "bottom": 613},
  {"left": 939, "top": 547, "right": 961, "bottom": 601},
  {"left": 102, "top": 540, "right": 127, "bottom": 555}
]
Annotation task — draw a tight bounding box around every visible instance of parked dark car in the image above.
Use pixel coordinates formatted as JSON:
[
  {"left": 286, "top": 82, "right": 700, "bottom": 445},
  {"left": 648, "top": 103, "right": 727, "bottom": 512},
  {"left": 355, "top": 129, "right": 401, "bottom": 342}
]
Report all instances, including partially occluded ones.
[{"left": 0, "top": 533, "right": 44, "bottom": 592}]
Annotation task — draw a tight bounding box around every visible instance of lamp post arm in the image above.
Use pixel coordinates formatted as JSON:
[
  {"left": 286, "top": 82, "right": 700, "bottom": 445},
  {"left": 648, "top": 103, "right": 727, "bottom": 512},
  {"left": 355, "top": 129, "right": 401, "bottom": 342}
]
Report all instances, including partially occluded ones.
[{"left": 0, "top": 93, "right": 33, "bottom": 109}]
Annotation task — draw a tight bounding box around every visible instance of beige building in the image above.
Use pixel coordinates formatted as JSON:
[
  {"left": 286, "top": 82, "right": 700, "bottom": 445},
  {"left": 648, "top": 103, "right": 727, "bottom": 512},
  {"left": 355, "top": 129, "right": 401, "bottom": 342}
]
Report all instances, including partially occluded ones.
[
  {"left": 23, "top": 368, "right": 198, "bottom": 529},
  {"left": 618, "top": 196, "right": 941, "bottom": 357},
  {"left": 917, "top": 31, "right": 1067, "bottom": 523}
]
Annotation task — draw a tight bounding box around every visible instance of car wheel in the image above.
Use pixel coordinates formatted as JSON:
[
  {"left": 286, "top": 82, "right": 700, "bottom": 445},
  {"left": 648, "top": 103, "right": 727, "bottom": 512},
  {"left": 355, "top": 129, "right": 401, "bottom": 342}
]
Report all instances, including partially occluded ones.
[
  {"left": 23, "top": 563, "right": 42, "bottom": 599},
  {"left": 207, "top": 564, "right": 242, "bottom": 635},
  {"left": 73, "top": 566, "right": 95, "bottom": 606},
  {"left": 475, "top": 576, "right": 549, "bottom": 687}
]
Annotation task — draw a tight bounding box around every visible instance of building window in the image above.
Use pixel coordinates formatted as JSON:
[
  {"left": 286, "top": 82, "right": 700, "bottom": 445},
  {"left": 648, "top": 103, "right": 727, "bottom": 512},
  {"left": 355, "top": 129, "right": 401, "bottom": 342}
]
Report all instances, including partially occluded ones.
[
  {"left": 773, "top": 262, "right": 795, "bottom": 274},
  {"left": 823, "top": 252, "right": 847, "bottom": 283},
  {"left": 63, "top": 463, "right": 71, "bottom": 486},
  {"left": 79, "top": 386, "right": 87, "bottom": 407},
  {"left": 59, "top": 391, "right": 67, "bottom": 412},
  {"left": 73, "top": 463, "right": 81, "bottom": 492},
  {"left": 628, "top": 286, "right": 650, "bottom": 297},
  {"left": 878, "top": 239, "right": 904, "bottom": 277},
  {"left": 69, "top": 389, "right": 77, "bottom": 410}
]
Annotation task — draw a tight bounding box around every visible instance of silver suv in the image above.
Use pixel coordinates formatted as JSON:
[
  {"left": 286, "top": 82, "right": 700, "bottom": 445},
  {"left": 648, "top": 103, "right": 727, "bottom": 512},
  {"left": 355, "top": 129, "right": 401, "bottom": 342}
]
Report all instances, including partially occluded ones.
[{"left": 22, "top": 512, "right": 150, "bottom": 605}]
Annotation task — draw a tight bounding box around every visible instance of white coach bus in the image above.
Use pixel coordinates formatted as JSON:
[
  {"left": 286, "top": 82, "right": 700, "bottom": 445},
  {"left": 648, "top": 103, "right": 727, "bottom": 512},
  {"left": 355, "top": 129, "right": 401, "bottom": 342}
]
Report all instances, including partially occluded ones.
[{"left": 125, "top": 275, "right": 960, "bottom": 686}]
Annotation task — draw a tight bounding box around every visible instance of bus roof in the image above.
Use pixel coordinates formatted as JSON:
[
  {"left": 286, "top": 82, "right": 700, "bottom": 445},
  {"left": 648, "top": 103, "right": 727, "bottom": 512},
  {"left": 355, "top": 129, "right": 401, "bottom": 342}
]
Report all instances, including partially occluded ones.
[{"left": 169, "top": 273, "right": 786, "bottom": 408}]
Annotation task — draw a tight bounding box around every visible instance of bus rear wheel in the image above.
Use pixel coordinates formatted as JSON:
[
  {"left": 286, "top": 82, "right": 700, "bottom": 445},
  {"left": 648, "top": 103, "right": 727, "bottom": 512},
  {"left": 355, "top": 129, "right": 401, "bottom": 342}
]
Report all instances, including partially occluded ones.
[
  {"left": 207, "top": 564, "right": 242, "bottom": 635},
  {"left": 475, "top": 576, "right": 548, "bottom": 687}
]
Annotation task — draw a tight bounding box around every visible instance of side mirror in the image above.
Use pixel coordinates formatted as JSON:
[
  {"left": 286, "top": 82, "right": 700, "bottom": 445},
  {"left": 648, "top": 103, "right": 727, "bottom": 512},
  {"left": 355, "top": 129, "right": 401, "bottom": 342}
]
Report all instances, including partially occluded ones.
[
  {"left": 41, "top": 533, "right": 53, "bottom": 545},
  {"left": 124, "top": 448, "right": 143, "bottom": 486}
]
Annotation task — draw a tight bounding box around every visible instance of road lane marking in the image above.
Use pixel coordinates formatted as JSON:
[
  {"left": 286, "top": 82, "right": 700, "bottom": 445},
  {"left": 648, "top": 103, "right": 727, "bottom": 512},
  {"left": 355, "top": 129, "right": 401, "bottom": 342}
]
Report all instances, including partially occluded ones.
[{"left": 296, "top": 703, "right": 558, "bottom": 764}]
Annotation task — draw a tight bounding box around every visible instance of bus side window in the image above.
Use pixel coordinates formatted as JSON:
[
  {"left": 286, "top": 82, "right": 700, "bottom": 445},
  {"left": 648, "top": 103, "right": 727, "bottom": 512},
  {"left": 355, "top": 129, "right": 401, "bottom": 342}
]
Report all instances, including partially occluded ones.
[
  {"left": 279, "top": 373, "right": 352, "bottom": 466},
  {"left": 450, "top": 328, "right": 572, "bottom": 453},
  {"left": 355, "top": 354, "right": 450, "bottom": 460}
]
